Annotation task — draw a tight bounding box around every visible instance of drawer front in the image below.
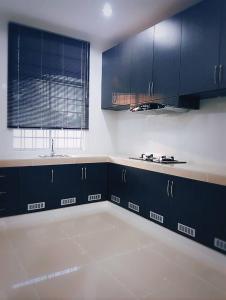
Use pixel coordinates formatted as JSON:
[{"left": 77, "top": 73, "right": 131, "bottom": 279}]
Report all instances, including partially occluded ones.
[{"left": 0, "top": 168, "right": 20, "bottom": 217}]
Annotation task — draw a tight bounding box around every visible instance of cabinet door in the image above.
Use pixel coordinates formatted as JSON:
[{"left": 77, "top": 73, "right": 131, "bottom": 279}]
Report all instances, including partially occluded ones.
[
  {"left": 0, "top": 168, "right": 19, "bottom": 217},
  {"left": 170, "top": 176, "right": 206, "bottom": 242},
  {"left": 82, "top": 163, "right": 107, "bottom": 204},
  {"left": 153, "top": 15, "right": 181, "bottom": 100},
  {"left": 180, "top": 0, "right": 221, "bottom": 95},
  {"left": 144, "top": 171, "right": 171, "bottom": 228},
  {"left": 219, "top": 0, "right": 226, "bottom": 89},
  {"left": 125, "top": 167, "right": 149, "bottom": 218},
  {"left": 204, "top": 183, "right": 226, "bottom": 254},
  {"left": 19, "top": 166, "right": 52, "bottom": 213},
  {"left": 108, "top": 164, "right": 127, "bottom": 208},
  {"left": 101, "top": 47, "right": 116, "bottom": 109},
  {"left": 130, "top": 27, "right": 154, "bottom": 97},
  {"left": 51, "top": 164, "right": 82, "bottom": 208}
]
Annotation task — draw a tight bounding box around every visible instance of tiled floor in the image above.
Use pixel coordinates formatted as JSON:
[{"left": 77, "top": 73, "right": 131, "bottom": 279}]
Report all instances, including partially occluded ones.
[{"left": 0, "top": 202, "right": 226, "bottom": 300}]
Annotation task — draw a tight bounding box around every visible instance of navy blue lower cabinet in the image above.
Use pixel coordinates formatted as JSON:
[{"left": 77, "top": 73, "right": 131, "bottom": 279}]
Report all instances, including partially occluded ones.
[
  {"left": 19, "top": 166, "right": 54, "bottom": 214},
  {"left": 143, "top": 171, "right": 171, "bottom": 228},
  {"left": 0, "top": 168, "right": 20, "bottom": 217},
  {"left": 204, "top": 183, "right": 226, "bottom": 254},
  {"left": 169, "top": 177, "right": 206, "bottom": 243},
  {"left": 126, "top": 167, "right": 150, "bottom": 218},
  {"left": 81, "top": 163, "right": 108, "bottom": 204},
  {"left": 108, "top": 164, "right": 128, "bottom": 208},
  {"left": 50, "top": 164, "right": 82, "bottom": 208}
]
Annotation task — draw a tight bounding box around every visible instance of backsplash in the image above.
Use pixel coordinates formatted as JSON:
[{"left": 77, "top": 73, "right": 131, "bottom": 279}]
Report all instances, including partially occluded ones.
[{"left": 115, "top": 97, "right": 226, "bottom": 167}]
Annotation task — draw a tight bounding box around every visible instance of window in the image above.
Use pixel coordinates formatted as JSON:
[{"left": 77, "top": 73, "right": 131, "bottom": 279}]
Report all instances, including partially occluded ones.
[
  {"left": 13, "top": 129, "right": 84, "bottom": 150},
  {"left": 8, "top": 23, "right": 90, "bottom": 130}
]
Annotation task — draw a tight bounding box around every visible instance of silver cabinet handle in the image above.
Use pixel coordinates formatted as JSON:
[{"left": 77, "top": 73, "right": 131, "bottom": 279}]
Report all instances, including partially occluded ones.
[
  {"left": 124, "top": 169, "right": 127, "bottom": 183},
  {"left": 148, "top": 81, "right": 151, "bottom": 96},
  {"left": 151, "top": 81, "right": 154, "bottom": 97},
  {"left": 0, "top": 175, "right": 6, "bottom": 178},
  {"left": 121, "top": 169, "right": 124, "bottom": 182},
  {"left": 0, "top": 192, "right": 7, "bottom": 195},
  {"left": 84, "top": 167, "right": 87, "bottom": 180},
  {"left": 81, "top": 168, "right": 84, "bottom": 180},
  {"left": 171, "top": 181, "right": 174, "bottom": 198},
  {"left": 214, "top": 65, "right": 218, "bottom": 85},
  {"left": 167, "top": 180, "right": 170, "bottom": 197},
  {"left": 219, "top": 64, "right": 223, "bottom": 85},
  {"left": 51, "top": 169, "right": 54, "bottom": 183}
]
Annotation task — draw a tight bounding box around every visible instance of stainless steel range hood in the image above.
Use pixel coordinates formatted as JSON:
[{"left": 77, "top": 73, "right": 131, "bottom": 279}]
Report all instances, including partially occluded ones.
[{"left": 111, "top": 93, "right": 200, "bottom": 112}]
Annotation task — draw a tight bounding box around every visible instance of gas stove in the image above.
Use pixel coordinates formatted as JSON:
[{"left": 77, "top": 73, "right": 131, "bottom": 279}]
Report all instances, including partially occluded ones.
[{"left": 129, "top": 153, "right": 187, "bottom": 164}]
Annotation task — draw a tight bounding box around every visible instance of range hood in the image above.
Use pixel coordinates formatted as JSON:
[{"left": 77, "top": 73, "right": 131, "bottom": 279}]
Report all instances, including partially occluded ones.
[{"left": 112, "top": 93, "right": 200, "bottom": 112}]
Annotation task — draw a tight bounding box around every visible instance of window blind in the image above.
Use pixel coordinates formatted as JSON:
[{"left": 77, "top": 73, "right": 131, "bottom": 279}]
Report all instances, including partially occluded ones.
[{"left": 8, "top": 23, "right": 90, "bottom": 129}]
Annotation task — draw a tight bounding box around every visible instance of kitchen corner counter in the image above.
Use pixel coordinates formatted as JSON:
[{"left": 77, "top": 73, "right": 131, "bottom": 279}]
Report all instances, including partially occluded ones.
[
  {"left": 0, "top": 155, "right": 110, "bottom": 168},
  {"left": 0, "top": 155, "right": 225, "bottom": 186},
  {"left": 108, "top": 156, "right": 226, "bottom": 186}
]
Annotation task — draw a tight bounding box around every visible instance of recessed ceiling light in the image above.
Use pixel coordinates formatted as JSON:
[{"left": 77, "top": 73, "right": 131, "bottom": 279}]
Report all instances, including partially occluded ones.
[{"left": 102, "top": 3, "right": 112, "bottom": 18}]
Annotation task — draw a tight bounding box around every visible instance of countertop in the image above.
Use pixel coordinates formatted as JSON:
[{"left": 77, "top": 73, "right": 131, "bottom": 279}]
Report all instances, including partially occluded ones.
[{"left": 0, "top": 155, "right": 225, "bottom": 186}]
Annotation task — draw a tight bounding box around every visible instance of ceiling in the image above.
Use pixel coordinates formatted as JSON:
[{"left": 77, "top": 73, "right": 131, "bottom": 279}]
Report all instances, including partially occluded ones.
[{"left": 0, "top": 0, "right": 201, "bottom": 50}]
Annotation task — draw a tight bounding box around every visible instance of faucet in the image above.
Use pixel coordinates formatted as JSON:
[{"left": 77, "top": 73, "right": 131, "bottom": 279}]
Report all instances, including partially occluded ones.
[{"left": 50, "top": 138, "right": 55, "bottom": 157}]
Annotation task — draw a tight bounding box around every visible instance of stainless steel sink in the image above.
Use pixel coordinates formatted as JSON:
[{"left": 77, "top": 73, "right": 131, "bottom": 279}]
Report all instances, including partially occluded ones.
[{"left": 39, "top": 154, "right": 71, "bottom": 158}]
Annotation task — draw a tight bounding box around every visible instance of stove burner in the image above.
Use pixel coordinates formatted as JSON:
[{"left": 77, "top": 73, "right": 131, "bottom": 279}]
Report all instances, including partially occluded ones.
[{"left": 130, "top": 154, "right": 187, "bottom": 164}]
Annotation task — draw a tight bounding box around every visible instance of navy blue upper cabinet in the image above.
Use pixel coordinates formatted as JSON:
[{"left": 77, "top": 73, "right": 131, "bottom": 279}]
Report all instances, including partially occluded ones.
[
  {"left": 130, "top": 27, "right": 154, "bottom": 95},
  {"left": 219, "top": 0, "right": 226, "bottom": 89},
  {"left": 153, "top": 15, "right": 181, "bottom": 100},
  {"left": 102, "top": 40, "right": 132, "bottom": 109},
  {"left": 102, "top": 47, "right": 116, "bottom": 109},
  {"left": 180, "top": 0, "right": 221, "bottom": 95}
]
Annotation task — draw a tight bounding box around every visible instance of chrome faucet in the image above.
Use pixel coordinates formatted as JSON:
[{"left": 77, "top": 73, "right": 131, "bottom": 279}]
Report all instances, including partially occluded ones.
[{"left": 50, "top": 138, "right": 55, "bottom": 157}]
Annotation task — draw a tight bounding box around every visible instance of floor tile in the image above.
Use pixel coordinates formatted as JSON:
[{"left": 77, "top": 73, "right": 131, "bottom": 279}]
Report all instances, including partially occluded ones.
[
  {"left": 101, "top": 246, "right": 226, "bottom": 299},
  {"left": 16, "top": 238, "right": 90, "bottom": 279},
  {"left": 35, "top": 265, "right": 137, "bottom": 300},
  {"left": 75, "top": 225, "right": 154, "bottom": 262}
]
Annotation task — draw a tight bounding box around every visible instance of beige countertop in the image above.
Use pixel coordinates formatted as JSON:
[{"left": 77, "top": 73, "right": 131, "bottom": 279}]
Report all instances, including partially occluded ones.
[{"left": 0, "top": 155, "right": 225, "bottom": 186}]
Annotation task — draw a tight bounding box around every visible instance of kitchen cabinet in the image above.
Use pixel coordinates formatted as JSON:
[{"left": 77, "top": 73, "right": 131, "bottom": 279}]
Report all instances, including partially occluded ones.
[
  {"left": 130, "top": 27, "right": 154, "bottom": 96},
  {"left": 81, "top": 163, "right": 108, "bottom": 204},
  {"left": 180, "top": 0, "right": 221, "bottom": 95},
  {"left": 143, "top": 171, "right": 171, "bottom": 228},
  {"left": 218, "top": 0, "right": 226, "bottom": 89},
  {"left": 19, "top": 163, "right": 107, "bottom": 214},
  {"left": 167, "top": 176, "right": 207, "bottom": 242},
  {"left": 49, "top": 164, "right": 82, "bottom": 208},
  {"left": 0, "top": 168, "right": 19, "bottom": 217},
  {"left": 204, "top": 182, "right": 226, "bottom": 254},
  {"left": 108, "top": 164, "right": 128, "bottom": 208},
  {"left": 19, "top": 165, "right": 57, "bottom": 213},
  {"left": 101, "top": 40, "right": 132, "bottom": 109},
  {"left": 153, "top": 14, "right": 181, "bottom": 100}
]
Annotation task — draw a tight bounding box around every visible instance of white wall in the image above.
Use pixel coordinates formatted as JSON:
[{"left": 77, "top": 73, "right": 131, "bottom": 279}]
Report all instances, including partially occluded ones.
[
  {"left": 1, "top": 17, "right": 226, "bottom": 167},
  {"left": 115, "top": 97, "right": 226, "bottom": 167},
  {"left": 0, "top": 18, "right": 116, "bottom": 158}
]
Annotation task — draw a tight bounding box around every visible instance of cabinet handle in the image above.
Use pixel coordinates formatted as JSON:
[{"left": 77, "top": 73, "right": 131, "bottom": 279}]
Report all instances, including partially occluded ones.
[
  {"left": 214, "top": 65, "right": 218, "bottom": 85},
  {"left": 219, "top": 65, "right": 223, "bottom": 84},
  {"left": 51, "top": 169, "right": 54, "bottom": 184},
  {"left": 0, "top": 192, "right": 7, "bottom": 195},
  {"left": 151, "top": 82, "right": 154, "bottom": 97},
  {"left": 124, "top": 169, "right": 127, "bottom": 183},
  {"left": 171, "top": 181, "right": 174, "bottom": 198},
  {"left": 81, "top": 168, "right": 84, "bottom": 180},
  {"left": 84, "top": 167, "right": 87, "bottom": 180},
  {"left": 122, "top": 169, "right": 125, "bottom": 183},
  {"left": 167, "top": 180, "right": 170, "bottom": 197},
  {"left": 148, "top": 81, "right": 151, "bottom": 96},
  {"left": 0, "top": 175, "right": 6, "bottom": 178}
]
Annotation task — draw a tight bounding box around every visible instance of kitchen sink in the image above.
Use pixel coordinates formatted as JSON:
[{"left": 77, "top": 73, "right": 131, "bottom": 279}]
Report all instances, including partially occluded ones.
[{"left": 39, "top": 154, "right": 71, "bottom": 158}]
